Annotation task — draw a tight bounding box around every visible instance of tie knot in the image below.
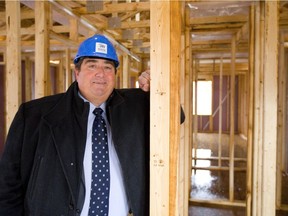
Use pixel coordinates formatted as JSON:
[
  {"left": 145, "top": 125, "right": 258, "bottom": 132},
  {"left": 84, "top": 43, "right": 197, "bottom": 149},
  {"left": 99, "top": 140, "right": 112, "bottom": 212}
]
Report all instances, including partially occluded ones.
[{"left": 93, "top": 107, "right": 103, "bottom": 118}]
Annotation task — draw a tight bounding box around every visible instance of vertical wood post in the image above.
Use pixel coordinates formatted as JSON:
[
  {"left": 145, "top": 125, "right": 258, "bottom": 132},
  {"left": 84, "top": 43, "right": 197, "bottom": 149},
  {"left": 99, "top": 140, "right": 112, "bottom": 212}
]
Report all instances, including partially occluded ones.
[
  {"left": 261, "top": 1, "right": 278, "bottom": 215},
  {"left": 253, "top": 1, "right": 278, "bottom": 216},
  {"left": 150, "top": 1, "right": 182, "bottom": 215},
  {"left": 35, "top": 1, "right": 50, "bottom": 98},
  {"left": 193, "top": 60, "right": 199, "bottom": 166},
  {"left": 253, "top": 2, "right": 264, "bottom": 215},
  {"left": 5, "top": 0, "right": 21, "bottom": 133},
  {"left": 218, "top": 57, "right": 223, "bottom": 168},
  {"left": 122, "top": 54, "right": 129, "bottom": 88},
  {"left": 65, "top": 48, "right": 72, "bottom": 89},
  {"left": 25, "top": 56, "right": 32, "bottom": 101},
  {"left": 57, "top": 59, "right": 65, "bottom": 93},
  {"left": 229, "top": 35, "right": 236, "bottom": 202},
  {"left": 183, "top": 27, "right": 192, "bottom": 216},
  {"left": 117, "top": 55, "right": 123, "bottom": 88},
  {"left": 69, "top": 18, "right": 78, "bottom": 42},
  {"left": 246, "top": 4, "right": 255, "bottom": 216},
  {"left": 276, "top": 30, "right": 284, "bottom": 209},
  {"left": 169, "top": 3, "right": 182, "bottom": 213}
]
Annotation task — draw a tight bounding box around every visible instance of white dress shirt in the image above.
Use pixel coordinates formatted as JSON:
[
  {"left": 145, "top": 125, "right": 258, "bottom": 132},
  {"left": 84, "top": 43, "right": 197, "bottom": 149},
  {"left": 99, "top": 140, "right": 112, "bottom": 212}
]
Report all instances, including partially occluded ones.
[{"left": 80, "top": 98, "right": 129, "bottom": 216}]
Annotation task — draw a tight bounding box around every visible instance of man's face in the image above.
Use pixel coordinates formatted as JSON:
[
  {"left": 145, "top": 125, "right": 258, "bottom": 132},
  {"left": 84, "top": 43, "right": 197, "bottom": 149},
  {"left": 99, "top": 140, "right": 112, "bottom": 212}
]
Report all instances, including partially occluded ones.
[{"left": 75, "top": 58, "right": 116, "bottom": 106}]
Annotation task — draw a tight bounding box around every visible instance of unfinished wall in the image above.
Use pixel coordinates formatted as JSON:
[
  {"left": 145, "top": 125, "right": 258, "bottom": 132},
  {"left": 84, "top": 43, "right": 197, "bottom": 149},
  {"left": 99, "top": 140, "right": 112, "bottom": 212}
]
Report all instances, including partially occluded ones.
[{"left": 197, "top": 76, "right": 239, "bottom": 133}]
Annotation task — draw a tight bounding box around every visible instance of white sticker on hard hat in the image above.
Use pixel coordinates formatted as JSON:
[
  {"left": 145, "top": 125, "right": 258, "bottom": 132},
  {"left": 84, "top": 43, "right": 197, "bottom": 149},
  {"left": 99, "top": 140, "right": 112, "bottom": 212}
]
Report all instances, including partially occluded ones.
[{"left": 95, "top": 42, "right": 107, "bottom": 54}]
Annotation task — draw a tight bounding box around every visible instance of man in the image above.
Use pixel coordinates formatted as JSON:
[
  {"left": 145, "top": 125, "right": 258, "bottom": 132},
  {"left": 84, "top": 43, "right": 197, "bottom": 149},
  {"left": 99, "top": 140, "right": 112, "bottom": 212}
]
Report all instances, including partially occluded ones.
[
  {"left": 0, "top": 34, "right": 184, "bottom": 216},
  {"left": 0, "top": 34, "right": 151, "bottom": 216}
]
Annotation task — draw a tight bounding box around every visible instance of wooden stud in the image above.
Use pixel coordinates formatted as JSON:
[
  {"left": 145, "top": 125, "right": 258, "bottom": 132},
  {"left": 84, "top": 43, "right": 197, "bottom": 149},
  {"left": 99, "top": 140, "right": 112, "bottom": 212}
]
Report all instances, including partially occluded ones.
[
  {"left": 24, "top": 56, "right": 32, "bottom": 101},
  {"left": 150, "top": 2, "right": 170, "bottom": 214},
  {"left": 285, "top": 52, "right": 288, "bottom": 187},
  {"left": 238, "top": 76, "right": 243, "bottom": 133},
  {"left": 69, "top": 18, "right": 78, "bottom": 42},
  {"left": 117, "top": 55, "right": 123, "bottom": 89},
  {"left": 169, "top": 3, "right": 182, "bottom": 213},
  {"left": 122, "top": 54, "right": 129, "bottom": 88},
  {"left": 150, "top": 1, "right": 181, "bottom": 215},
  {"left": 177, "top": 4, "right": 188, "bottom": 209},
  {"left": 276, "top": 29, "right": 285, "bottom": 209},
  {"left": 183, "top": 27, "right": 192, "bottom": 216},
  {"left": 35, "top": 1, "right": 50, "bottom": 98},
  {"left": 252, "top": 2, "right": 264, "bottom": 215},
  {"left": 193, "top": 60, "right": 199, "bottom": 168},
  {"left": 65, "top": 48, "right": 72, "bottom": 89},
  {"left": 57, "top": 58, "right": 65, "bottom": 93},
  {"left": 261, "top": 2, "right": 278, "bottom": 215},
  {"left": 229, "top": 35, "right": 236, "bottom": 202},
  {"left": 218, "top": 57, "right": 223, "bottom": 168},
  {"left": 253, "top": 1, "right": 278, "bottom": 216},
  {"left": 209, "top": 81, "right": 213, "bottom": 132},
  {"left": 5, "top": 0, "right": 21, "bottom": 133},
  {"left": 246, "top": 4, "right": 255, "bottom": 216},
  {"left": 177, "top": 33, "right": 185, "bottom": 216}
]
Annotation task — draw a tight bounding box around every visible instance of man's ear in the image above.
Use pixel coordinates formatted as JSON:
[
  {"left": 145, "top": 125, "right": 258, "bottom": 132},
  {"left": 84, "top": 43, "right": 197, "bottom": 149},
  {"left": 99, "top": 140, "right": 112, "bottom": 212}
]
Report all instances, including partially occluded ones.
[{"left": 74, "top": 69, "right": 79, "bottom": 80}]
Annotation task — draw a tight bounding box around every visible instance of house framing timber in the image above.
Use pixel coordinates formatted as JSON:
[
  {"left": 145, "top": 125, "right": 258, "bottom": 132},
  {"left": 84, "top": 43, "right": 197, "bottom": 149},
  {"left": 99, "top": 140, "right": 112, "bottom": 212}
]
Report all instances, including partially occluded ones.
[{"left": 0, "top": 1, "right": 287, "bottom": 216}]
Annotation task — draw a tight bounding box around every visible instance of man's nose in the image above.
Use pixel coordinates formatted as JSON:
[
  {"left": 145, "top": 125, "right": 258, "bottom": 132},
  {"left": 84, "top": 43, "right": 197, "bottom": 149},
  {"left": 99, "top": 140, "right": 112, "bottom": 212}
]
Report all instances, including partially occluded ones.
[{"left": 95, "top": 66, "right": 105, "bottom": 75}]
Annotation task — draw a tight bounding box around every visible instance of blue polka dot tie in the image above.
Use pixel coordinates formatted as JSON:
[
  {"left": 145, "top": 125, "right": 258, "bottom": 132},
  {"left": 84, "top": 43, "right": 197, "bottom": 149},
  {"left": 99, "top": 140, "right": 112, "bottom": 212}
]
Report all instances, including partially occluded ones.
[{"left": 89, "top": 108, "right": 110, "bottom": 216}]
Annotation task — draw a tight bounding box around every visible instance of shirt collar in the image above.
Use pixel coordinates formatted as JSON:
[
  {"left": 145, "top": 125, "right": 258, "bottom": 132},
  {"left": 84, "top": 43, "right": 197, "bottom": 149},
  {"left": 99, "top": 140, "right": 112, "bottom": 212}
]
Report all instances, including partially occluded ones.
[{"left": 78, "top": 91, "right": 106, "bottom": 114}]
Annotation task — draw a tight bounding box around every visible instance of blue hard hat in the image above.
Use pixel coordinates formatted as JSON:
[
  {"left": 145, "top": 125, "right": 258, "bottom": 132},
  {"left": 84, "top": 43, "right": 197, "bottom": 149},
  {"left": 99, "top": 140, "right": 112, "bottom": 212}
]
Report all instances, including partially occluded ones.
[{"left": 74, "top": 34, "right": 119, "bottom": 68}]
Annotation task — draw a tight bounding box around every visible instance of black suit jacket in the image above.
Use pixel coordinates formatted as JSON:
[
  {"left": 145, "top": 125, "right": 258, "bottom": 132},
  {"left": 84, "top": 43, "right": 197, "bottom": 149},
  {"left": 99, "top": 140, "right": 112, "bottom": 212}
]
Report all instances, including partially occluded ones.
[{"left": 0, "top": 82, "right": 150, "bottom": 216}]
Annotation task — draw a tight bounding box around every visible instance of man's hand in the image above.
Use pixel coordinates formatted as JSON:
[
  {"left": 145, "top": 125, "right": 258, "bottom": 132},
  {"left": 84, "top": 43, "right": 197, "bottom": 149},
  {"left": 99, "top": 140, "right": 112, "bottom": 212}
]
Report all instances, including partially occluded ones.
[{"left": 138, "top": 69, "right": 150, "bottom": 92}]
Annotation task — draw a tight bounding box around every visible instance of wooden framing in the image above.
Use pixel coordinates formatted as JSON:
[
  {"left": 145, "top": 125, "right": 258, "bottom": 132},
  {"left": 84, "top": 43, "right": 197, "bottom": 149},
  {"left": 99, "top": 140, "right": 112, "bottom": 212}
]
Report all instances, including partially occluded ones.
[
  {"left": 34, "top": 1, "right": 50, "bottom": 98},
  {"left": 218, "top": 57, "right": 223, "bottom": 168},
  {"left": 56, "top": 57, "right": 65, "bottom": 94},
  {"left": 1, "top": 1, "right": 288, "bottom": 215},
  {"left": 24, "top": 56, "right": 32, "bottom": 101},
  {"left": 183, "top": 27, "right": 192, "bottom": 216},
  {"left": 253, "top": 1, "right": 279, "bottom": 216},
  {"left": 5, "top": 0, "right": 21, "bottom": 134},
  {"left": 122, "top": 54, "right": 129, "bottom": 88},
  {"left": 276, "top": 29, "right": 285, "bottom": 209},
  {"left": 246, "top": 4, "right": 255, "bottom": 216},
  {"left": 252, "top": 2, "right": 264, "bottom": 215},
  {"left": 229, "top": 35, "right": 236, "bottom": 202},
  {"left": 150, "top": 1, "right": 182, "bottom": 215},
  {"left": 65, "top": 48, "right": 72, "bottom": 89}
]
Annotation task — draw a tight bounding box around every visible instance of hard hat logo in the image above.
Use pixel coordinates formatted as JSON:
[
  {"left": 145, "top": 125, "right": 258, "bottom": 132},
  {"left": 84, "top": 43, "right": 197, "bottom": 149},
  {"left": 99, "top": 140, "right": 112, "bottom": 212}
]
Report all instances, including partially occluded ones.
[
  {"left": 73, "top": 34, "right": 120, "bottom": 68},
  {"left": 95, "top": 42, "right": 108, "bottom": 54}
]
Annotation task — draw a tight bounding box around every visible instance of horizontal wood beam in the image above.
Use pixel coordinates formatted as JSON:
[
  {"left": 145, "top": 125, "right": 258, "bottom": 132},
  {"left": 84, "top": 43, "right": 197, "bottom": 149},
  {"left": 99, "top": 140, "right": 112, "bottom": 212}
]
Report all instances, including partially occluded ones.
[
  {"left": 74, "top": 2, "right": 150, "bottom": 15},
  {"left": 188, "top": 15, "right": 248, "bottom": 25}
]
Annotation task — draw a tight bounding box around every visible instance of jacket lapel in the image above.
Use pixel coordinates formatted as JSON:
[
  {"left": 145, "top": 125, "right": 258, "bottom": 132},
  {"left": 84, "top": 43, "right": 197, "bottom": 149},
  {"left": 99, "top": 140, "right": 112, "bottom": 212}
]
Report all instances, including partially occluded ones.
[{"left": 43, "top": 82, "right": 89, "bottom": 202}]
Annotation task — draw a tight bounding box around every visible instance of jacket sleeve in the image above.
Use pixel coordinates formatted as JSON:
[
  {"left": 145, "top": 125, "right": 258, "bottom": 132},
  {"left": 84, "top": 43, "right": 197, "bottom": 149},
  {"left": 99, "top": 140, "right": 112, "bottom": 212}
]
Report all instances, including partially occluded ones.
[
  {"left": 0, "top": 104, "right": 26, "bottom": 215},
  {"left": 180, "top": 106, "right": 185, "bottom": 124}
]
